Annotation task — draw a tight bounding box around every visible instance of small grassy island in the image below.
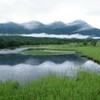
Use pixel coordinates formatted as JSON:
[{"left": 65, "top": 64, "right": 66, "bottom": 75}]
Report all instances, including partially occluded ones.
[{"left": 22, "top": 49, "right": 75, "bottom": 55}]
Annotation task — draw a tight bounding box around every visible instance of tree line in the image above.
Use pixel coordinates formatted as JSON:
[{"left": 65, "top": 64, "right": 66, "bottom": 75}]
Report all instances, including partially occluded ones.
[{"left": 0, "top": 36, "right": 98, "bottom": 49}]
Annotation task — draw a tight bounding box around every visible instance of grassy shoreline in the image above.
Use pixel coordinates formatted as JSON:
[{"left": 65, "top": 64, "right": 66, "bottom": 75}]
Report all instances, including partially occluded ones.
[
  {"left": 0, "top": 71, "right": 100, "bottom": 100},
  {"left": 69, "top": 47, "right": 100, "bottom": 63}
]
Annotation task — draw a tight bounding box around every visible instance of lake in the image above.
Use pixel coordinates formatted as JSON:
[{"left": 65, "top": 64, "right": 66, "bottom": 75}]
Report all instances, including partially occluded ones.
[{"left": 0, "top": 48, "right": 100, "bottom": 82}]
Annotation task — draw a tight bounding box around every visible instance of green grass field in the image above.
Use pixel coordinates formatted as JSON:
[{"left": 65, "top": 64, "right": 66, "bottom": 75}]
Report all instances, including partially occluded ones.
[
  {"left": 0, "top": 71, "right": 100, "bottom": 100},
  {"left": 70, "top": 47, "right": 100, "bottom": 62}
]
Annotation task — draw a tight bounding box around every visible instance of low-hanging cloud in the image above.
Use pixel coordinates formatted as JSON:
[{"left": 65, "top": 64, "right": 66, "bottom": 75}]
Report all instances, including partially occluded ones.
[
  {"left": 22, "top": 33, "right": 90, "bottom": 39},
  {"left": 0, "top": 0, "right": 100, "bottom": 28},
  {"left": 1, "top": 33, "right": 99, "bottom": 39}
]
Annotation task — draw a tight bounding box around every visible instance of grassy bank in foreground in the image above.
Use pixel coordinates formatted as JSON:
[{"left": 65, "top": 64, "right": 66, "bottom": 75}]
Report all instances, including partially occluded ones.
[{"left": 0, "top": 71, "right": 100, "bottom": 100}]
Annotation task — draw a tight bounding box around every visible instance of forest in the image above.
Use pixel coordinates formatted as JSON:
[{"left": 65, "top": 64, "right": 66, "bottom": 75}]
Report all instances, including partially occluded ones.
[{"left": 0, "top": 36, "right": 98, "bottom": 49}]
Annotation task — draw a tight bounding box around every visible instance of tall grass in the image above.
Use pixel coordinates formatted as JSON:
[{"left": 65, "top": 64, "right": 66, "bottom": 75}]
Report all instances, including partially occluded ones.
[
  {"left": 0, "top": 71, "right": 100, "bottom": 100},
  {"left": 72, "top": 47, "right": 100, "bottom": 62}
]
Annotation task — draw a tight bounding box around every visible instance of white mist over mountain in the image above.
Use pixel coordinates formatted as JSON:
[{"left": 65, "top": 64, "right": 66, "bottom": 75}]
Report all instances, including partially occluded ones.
[
  {"left": 0, "top": 20, "right": 100, "bottom": 38},
  {"left": 67, "top": 20, "right": 94, "bottom": 31},
  {"left": 22, "top": 21, "right": 45, "bottom": 30}
]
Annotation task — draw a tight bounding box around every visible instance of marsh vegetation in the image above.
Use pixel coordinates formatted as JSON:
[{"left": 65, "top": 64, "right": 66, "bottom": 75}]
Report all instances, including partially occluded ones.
[{"left": 1, "top": 71, "right": 100, "bottom": 100}]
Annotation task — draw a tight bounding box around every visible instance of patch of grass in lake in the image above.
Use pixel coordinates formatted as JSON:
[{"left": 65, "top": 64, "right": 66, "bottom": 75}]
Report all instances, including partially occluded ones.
[
  {"left": 22, "top": 49, "right": 75, "bottom": 55},
  {"left": 0, "top": 71, "right": 100, "bottom": 100}
]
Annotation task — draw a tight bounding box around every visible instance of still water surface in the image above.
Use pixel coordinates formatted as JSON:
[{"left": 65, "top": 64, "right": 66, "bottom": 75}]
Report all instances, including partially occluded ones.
[{"left": 0, "top": 48, "right": 100, "bottom": 82}]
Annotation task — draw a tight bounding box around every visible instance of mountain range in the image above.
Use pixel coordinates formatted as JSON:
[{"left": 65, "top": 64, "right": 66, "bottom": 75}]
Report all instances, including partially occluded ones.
[{"left": 0, "top": 20, "right": 100, "bottom": 37}]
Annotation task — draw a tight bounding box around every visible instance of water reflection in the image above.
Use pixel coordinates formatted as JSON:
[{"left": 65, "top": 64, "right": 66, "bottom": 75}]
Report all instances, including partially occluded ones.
[
  {"left": 0, "top": 54, "right": 86, "bottom": 65},
  {"left": 0, "top": 54, "right": 100, "bottom": 82}
]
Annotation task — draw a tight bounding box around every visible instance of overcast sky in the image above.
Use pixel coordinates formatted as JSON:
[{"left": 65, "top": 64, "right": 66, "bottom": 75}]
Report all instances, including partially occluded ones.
[{"left": 0, "top": 0, "right": 100, "bottom": 28}]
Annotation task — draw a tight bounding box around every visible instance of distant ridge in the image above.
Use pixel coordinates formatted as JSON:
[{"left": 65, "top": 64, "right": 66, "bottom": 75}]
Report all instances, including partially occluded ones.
[{"left": 0, "top": 20, "right": 100, "bottom": 37}]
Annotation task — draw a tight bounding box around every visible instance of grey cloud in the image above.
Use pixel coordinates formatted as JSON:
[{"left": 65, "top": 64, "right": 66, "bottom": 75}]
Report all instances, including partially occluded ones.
[
  {"left": 0, "top": 0, "right": 100, "bottom": 28},
  {"left": 88, "top": 11, "right": 100, "bottom": 15}
]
